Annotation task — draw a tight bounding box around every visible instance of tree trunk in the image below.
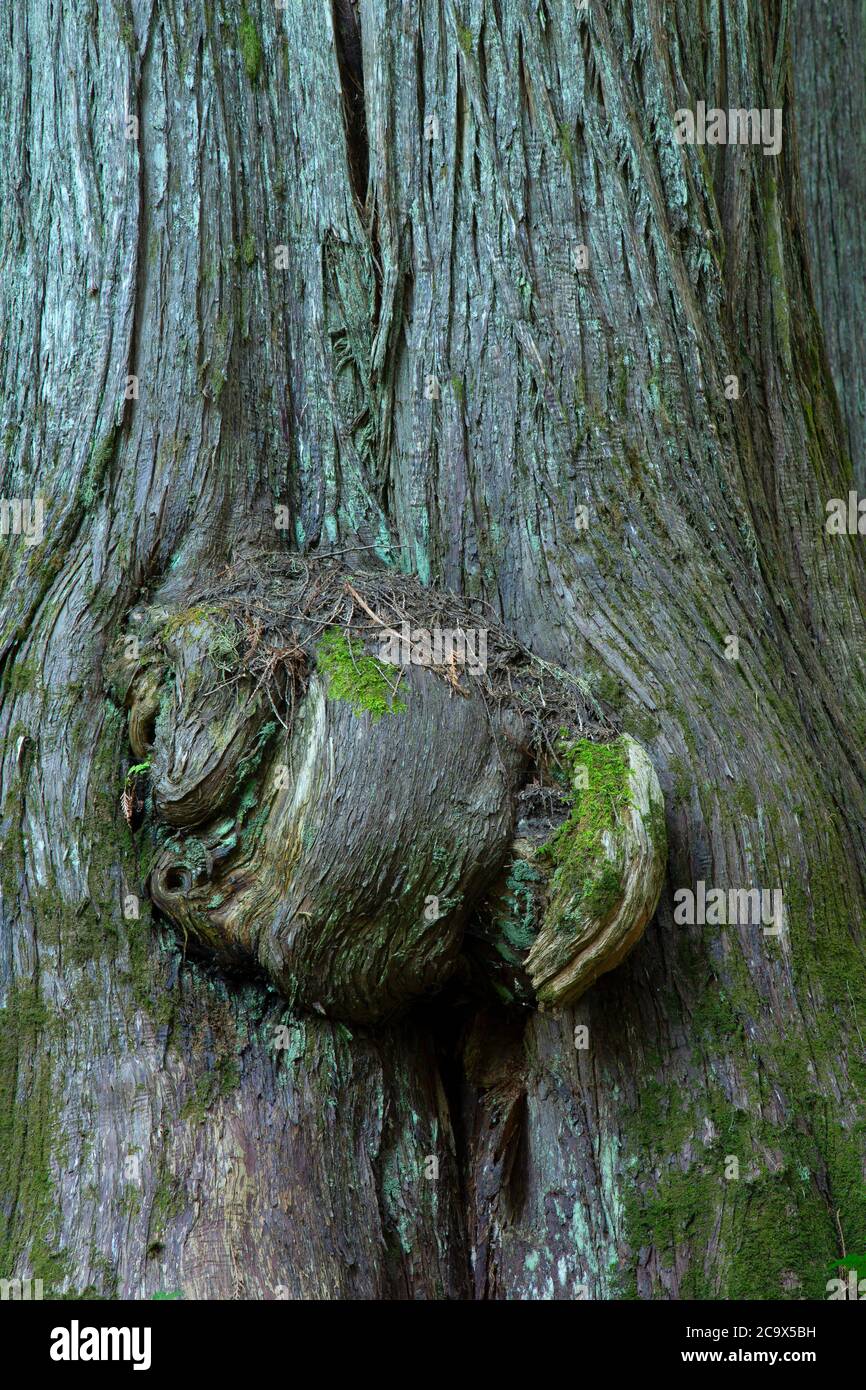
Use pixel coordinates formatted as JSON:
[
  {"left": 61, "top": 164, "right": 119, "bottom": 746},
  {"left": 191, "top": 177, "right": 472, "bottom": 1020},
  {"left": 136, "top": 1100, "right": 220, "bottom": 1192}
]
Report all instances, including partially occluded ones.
[
  {"left": 794, "top": 0, "right": 866, "bottom": 491},
  {"left": 1, "top": 0, "right": 864, "bottom": 1301}
]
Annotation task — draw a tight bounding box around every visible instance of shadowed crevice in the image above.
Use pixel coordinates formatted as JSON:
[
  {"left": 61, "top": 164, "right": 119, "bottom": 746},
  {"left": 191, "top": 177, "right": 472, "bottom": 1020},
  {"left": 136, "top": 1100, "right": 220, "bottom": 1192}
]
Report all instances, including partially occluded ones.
[{"left": 333, "top": 0, "right": 370, "bottom": 210}]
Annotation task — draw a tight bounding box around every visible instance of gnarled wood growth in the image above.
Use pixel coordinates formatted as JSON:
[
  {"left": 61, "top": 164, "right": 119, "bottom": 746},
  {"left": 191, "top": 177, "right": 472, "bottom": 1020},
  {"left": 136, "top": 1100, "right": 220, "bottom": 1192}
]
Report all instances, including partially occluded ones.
[
  {"left": 111, "top": 558, "right": 663, "bottom": 1023},
  {"left": 0, "top": 0, "right": 864, "bottom": 1301},
  {"left": 526, "top": 735, "right": 667, "bottom": 1010}
]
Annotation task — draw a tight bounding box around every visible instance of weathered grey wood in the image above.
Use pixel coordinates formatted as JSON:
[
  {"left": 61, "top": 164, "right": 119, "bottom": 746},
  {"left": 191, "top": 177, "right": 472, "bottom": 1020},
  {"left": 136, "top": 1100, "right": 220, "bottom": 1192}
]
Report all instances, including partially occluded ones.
[{"left": 0, "top": 0, "right": 864, "bottom": 1301}]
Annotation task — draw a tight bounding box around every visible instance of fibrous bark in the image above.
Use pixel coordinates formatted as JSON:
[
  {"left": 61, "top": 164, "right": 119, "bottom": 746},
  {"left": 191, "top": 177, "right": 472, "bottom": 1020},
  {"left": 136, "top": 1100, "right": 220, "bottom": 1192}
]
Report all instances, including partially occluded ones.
[
  {"left": 0, "top": 0, "right": 864, "bottom": 1302},
  {"left": 795, "top": 0, "right": 866, "bottom": 490}
]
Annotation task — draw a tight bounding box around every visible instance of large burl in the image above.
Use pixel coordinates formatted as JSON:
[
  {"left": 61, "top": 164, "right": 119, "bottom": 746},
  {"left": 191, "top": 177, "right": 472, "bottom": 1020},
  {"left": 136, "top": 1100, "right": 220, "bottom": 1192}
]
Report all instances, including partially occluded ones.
[{"left": 111, "top": 557, "right": 667, "bottom": 1023}]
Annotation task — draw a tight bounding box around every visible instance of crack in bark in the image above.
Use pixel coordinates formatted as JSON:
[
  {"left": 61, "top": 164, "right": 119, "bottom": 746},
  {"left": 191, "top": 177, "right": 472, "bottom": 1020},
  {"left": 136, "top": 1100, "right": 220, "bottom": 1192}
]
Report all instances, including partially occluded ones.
[{"left": 333, "top": 0, "right": 370, "bottom": 212}]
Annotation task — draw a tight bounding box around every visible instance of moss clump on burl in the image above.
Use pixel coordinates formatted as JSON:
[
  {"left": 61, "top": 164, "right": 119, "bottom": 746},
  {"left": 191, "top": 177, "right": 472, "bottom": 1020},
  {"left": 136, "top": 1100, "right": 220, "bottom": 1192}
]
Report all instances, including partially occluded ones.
[
  {"left": 316, "top": 628, "right": 407, "bottom": 722},
  {"left": 538, "top": 734, "right": 631, "bottom": 933}
]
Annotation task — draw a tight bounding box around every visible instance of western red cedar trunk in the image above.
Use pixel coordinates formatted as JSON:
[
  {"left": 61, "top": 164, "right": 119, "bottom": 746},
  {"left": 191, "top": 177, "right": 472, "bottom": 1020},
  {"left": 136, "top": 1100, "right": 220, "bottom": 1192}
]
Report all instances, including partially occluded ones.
[
  {"left": 0, "top": 0, "right": 864, "bottom": 1300},
  {"left": 794, "top": 0, "right": 866, "bottom": 492}
]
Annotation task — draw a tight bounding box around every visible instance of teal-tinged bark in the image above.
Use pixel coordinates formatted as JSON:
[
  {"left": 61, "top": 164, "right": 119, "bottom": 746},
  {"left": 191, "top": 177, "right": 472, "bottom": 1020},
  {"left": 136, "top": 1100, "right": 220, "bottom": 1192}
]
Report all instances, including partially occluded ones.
[
  {"left": 0, "top": 0, "right": 864, "bottom": 1303},
  {"left": 795, "top": 0, "right": 866, "bottom": 489}
]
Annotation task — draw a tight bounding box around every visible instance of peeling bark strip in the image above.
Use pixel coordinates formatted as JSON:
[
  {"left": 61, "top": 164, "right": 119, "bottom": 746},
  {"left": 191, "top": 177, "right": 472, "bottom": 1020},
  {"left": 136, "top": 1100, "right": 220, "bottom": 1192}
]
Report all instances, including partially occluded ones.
[{"left": 0, "top": 0, "right": 865, "bottom": 1302}]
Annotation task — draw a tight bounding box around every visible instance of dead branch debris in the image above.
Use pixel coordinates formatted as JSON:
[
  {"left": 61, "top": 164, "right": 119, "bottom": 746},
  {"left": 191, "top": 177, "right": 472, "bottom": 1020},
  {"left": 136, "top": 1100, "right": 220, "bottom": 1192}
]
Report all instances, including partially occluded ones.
[{"left": 167, "top": 553, "right": 616, "bottom": 761}]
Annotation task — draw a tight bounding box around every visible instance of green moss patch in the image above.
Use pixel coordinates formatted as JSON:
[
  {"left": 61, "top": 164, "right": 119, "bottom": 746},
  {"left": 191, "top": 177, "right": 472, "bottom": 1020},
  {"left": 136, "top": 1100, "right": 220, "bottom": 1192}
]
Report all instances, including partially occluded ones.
[
  {"left": 316, "top": 628, "right": 407, "bottom": 722},
  {"left": 0, "top": 981, "right": 70, "bottom": 1288},
  {"left": 538, "top": 735, "right": 631, "bottom": 933},
  {"left": 239, "top": 7, "right": 262, "bottom": 84}
]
